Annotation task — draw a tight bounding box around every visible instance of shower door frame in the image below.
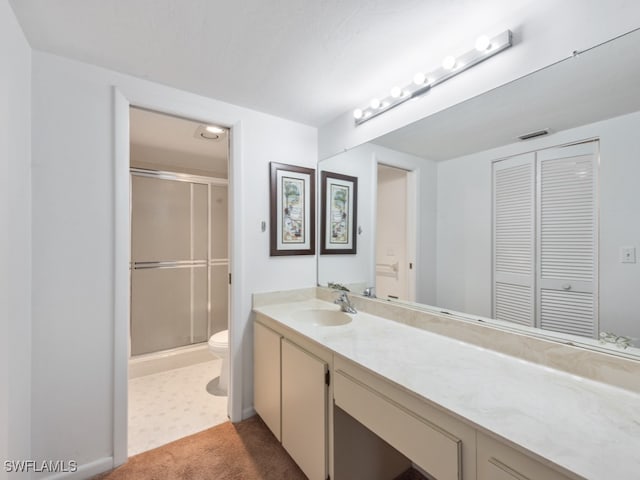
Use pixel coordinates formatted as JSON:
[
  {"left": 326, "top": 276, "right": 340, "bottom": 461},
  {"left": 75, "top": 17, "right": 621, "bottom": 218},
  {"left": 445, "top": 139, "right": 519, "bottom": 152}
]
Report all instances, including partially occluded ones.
[{"left": 113, "top": 87, "right": 243, "bottom": 467}]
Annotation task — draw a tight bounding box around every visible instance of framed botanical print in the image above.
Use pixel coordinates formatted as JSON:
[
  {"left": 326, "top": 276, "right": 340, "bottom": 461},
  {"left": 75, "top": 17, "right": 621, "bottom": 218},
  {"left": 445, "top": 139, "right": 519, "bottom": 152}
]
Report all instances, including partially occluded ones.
[
  {"left": 320, "top": 171, "right": 357, "bottom": 254},
  {"left": 269, "top": 162, "right": 316, "bottom": 256}
]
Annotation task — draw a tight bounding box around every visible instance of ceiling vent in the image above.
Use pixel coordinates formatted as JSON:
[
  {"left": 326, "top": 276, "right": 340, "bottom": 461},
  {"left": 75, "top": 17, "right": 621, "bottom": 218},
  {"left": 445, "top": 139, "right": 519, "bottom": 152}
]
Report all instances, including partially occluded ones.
[{"left": 518, "top": 129, "right": 550, "bottom": 141}]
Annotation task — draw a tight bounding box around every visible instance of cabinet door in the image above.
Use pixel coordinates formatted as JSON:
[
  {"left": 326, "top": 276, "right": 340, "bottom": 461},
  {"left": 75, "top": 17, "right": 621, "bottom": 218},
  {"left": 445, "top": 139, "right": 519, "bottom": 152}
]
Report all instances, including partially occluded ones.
[
  {"left": 254, "top": 322, "right": 282, "bottom": 441},
  {"left": 281, "top": 339, "right": 328, "bottom": 480}
]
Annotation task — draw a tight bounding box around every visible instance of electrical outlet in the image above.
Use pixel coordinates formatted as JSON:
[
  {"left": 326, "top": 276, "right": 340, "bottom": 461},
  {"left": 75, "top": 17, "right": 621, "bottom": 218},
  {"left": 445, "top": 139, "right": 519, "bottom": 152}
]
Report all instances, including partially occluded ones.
[{"left": 620, "top": 246, "right": 636, "bottom": 263}]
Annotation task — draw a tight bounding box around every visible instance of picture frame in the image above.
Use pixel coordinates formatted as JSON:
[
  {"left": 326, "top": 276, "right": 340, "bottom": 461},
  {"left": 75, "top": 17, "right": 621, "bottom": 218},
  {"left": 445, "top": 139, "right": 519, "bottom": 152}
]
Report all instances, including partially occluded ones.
[
  {"left": 320, "top": 170, "right": 358, "bottom": 255},
  {"left": 270, "top": 162, "right": 316, "bottom": 256}
]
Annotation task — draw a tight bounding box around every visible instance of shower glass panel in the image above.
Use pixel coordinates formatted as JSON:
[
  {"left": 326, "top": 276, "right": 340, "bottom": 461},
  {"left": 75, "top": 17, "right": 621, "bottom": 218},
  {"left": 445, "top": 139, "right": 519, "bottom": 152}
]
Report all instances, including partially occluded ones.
[
  {"left": 211, "top": 185, "right": 228, "bottom": 259},
  {"left": 130, "top": 171, "right": 228, "bottom": 356},
  {"left": 131, "top": 266, "right": 208, "bottom": 354},
  {"left": 209, "top": 184, "right": 229, "bottom": 337},
  {"left": 132, "top": 176, "right": 192, "bottom": 262},
  {"left": 210, "top": 263, "right": 229, "bottom": 335}
]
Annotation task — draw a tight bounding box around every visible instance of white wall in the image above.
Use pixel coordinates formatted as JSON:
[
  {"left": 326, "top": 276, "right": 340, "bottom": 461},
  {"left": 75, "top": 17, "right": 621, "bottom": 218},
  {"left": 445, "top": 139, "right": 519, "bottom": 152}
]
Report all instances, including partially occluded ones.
[
  {"left": 318, "top": 1, "right": 640, "bottom": 159},
  {"left": 30, "top": 51, "right": 316, "bottom": 476},
  {"left": 318, "top": 143, "right": 437, "bottom": 304},
  {"left": 436, "top": 111, "right": 640, "bottom": 343},
  {"left": 0, "top": 1, "right": 32, "bottom": 477}
]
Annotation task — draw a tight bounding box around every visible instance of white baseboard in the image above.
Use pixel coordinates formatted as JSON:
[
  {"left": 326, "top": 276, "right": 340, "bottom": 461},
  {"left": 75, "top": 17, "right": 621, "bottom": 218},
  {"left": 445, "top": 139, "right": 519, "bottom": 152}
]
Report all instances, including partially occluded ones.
[
  {"left": 241, "top": 406, "right": 256, "bottom": 420},
  {"left": 44, "top": 457, "right": 113, "bottom": 480}
]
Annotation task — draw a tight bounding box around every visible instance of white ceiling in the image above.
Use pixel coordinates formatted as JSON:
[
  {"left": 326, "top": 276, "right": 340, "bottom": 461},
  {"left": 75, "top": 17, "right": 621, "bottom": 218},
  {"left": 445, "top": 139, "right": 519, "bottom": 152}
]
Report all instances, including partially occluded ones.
[
  {"left": 373, "top": 28, "right": 640, "bottom": 160},
  {"left": 9, "top": 0, "right": 537, "bottom": 127}
]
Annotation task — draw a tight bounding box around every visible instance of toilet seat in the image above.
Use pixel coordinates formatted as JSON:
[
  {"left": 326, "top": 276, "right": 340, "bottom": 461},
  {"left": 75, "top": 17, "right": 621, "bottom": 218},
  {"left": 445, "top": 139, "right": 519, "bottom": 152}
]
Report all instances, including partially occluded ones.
[{"left": 208, "top": 330, "right": 228, "bottom": 350}]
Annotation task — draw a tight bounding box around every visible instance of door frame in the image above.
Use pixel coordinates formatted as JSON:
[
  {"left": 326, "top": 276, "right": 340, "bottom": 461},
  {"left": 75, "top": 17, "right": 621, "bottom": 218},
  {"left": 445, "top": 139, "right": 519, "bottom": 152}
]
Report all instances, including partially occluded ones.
[{"left": 113, "top": 87, "right": 243, "bottom": 466}]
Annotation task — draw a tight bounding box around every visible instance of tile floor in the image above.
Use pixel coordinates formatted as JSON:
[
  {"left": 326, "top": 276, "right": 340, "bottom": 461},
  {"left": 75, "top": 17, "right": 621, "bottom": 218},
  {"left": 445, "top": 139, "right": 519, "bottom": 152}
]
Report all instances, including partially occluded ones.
[{"left": 128, "top": 359, "right": 228, "bottom": 456}]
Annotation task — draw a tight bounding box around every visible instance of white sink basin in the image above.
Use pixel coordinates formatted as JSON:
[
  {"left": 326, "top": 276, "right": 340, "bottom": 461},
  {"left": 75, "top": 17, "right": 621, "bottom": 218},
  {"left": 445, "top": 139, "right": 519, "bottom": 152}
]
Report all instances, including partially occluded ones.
[{"left": 295, "top": 309, "right": 352, "bottom": 326}]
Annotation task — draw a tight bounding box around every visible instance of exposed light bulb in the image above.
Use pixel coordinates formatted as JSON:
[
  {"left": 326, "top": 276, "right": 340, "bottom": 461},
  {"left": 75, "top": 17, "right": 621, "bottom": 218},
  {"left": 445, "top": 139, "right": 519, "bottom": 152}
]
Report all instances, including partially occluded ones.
[
  {"left": 475, "top": 35, "right": 491, "bottom": 52},
  {"left": 205, "top": 125, "right": 224, "bottom": 134},
  {"left": 353, "top": 108, "right": 364, "bottom": 120},
  {"left": 442, "top": 56, "right": 456, "bottom": 70},
  {"left": 390, "top": 86, "right": 402, "bottom": 98},
  {"left": 370, "top": 98, "right": 381, "bottom": 109},
  {"left": 413, "top": 72, "right": 426, "bottom": 85}
]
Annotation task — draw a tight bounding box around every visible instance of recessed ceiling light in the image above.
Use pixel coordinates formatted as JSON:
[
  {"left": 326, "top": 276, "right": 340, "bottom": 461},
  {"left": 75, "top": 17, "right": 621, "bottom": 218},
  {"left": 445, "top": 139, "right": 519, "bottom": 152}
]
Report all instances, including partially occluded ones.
[
  {"left": 205, "top": 125, "right": 224, "bottom": 134},
  {"left": 195, "top": 125, "right": 225, "bottom": 141}
]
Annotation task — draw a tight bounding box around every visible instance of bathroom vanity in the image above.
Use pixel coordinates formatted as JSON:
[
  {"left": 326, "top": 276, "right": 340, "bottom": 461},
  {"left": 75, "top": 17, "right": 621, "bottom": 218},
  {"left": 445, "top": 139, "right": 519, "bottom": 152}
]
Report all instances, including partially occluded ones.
[{"left": 252, "top": 288, "right": 640, "bottom": 480}]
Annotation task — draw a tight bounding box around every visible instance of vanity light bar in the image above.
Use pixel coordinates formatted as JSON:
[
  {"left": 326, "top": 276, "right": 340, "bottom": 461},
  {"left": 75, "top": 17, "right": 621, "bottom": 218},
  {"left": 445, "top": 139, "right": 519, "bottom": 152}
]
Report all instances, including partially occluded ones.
[{"left": 353, "top": 30, "right": 513, "bottom": 125}]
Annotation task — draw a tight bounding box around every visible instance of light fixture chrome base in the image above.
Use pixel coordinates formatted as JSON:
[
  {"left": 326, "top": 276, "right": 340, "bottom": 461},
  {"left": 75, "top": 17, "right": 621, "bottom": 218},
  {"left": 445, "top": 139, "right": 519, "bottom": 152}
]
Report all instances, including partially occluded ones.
[{"left": 354, "top": 30, "right": 512, "bottom": 125}]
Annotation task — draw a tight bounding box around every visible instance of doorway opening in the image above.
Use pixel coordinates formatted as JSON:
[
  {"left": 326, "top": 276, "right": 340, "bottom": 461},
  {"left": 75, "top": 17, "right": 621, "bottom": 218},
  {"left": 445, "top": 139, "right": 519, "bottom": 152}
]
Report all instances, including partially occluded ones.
[
  {"left": 375, "top": 163, "right": 416, "bottom": 301},
  {"left": 127, "top": 107, "right": 231, "bottom": 455}
]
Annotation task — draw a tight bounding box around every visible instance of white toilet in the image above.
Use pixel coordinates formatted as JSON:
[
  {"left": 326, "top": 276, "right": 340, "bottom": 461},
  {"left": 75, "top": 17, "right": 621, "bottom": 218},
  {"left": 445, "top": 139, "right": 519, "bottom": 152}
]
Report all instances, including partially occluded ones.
[{"left": 207, "top": 329, "right": 229, "bottom": 393}]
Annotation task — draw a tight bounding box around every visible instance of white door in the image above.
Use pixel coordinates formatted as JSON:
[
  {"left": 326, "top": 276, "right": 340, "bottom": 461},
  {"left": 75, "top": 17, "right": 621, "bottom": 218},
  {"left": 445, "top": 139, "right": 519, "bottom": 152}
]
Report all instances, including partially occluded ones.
[
  {"left": 536, "top": 142, "right": 598, "bottom": 337},
  {"left": 492, "top": 142, "right": 598, "bottom": 337},
  {"left": 376, "top": 164, "right": 415, "bottom": 301},
  {"left": 492, "top": 153, "right": 536, "bottom": 327}
]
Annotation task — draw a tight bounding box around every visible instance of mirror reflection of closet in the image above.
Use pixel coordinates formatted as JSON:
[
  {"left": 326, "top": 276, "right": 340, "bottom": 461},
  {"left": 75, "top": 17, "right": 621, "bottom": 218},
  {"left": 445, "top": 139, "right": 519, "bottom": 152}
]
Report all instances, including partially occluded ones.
[{"left": 493, "top": 141, "right": 598, "bottom": 338}]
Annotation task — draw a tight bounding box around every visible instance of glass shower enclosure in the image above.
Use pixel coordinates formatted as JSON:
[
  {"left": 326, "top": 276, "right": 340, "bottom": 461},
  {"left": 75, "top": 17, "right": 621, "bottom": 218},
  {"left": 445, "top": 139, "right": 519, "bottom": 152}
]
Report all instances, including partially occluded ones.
[{"left": 130, "top": 169, "right": 228, "bottom": 356}]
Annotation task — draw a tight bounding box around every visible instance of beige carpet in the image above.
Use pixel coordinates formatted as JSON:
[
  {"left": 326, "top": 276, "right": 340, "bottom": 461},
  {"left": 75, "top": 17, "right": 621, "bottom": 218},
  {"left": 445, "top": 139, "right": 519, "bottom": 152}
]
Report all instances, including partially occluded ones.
[
  {"left": 92, "top": 416, "right": 305, "bottom": 480},
  {"left": 92, "top": 415, "right": 426, "bottom": 480}
]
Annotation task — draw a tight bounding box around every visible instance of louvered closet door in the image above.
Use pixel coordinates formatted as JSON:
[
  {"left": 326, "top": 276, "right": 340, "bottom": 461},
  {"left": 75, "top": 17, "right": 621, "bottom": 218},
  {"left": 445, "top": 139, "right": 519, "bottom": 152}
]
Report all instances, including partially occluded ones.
[
  {"left": 493, "top": 153, "right": 536, "bottom": 327},
  {"left": 537, "top": 142, "right": 598, "bottom": 337}
]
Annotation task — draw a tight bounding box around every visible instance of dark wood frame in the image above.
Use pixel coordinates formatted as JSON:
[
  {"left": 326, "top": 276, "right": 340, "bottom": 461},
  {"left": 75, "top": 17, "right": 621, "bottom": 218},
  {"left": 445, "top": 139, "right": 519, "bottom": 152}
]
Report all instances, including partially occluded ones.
[
  {"left": 320, "top": 170, "right": 358, "bottom": 255},
  {"left": 269, "top": 162, "right": 316, "bottom": 256}
]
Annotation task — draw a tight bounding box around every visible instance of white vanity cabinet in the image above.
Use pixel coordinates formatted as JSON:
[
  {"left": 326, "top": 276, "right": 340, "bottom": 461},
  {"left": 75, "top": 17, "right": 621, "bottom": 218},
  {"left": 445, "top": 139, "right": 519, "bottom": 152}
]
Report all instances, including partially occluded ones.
[
  {"left": 477, "top": 433, "right": 575, "bottom": 480},
  {"left": 253, "top": 317, "right": 331, "bottom": 480},
  {"left": 253, "top": 321, "right": 282, "bottom": 440}
]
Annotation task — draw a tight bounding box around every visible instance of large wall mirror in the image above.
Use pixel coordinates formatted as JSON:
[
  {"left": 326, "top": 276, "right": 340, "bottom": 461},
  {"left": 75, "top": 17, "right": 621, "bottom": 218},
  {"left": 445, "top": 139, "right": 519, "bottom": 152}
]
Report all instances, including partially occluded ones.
[{"left": 318, "top": 28, "right": 640, "bottom": 358}]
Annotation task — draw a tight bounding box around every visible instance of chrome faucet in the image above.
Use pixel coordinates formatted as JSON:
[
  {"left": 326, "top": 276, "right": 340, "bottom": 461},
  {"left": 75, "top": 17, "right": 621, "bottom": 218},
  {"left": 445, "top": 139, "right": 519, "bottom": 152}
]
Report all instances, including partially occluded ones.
[
  {"left": 363, "top": 286, "right": 376, "bottom": 298},
  {"left": 334, "top": 291, "right": 357, "bottom": 314}
]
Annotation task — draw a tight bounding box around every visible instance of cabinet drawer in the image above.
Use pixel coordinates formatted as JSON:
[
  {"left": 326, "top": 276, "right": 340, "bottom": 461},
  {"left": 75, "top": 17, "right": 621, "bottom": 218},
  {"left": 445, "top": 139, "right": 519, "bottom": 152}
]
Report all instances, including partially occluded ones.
[
  {"left": 477, "top": 433, "right": 574, "bottom": 480},
  {"left": 334, "top": 370, "right": 461, "bottom": 480}
]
